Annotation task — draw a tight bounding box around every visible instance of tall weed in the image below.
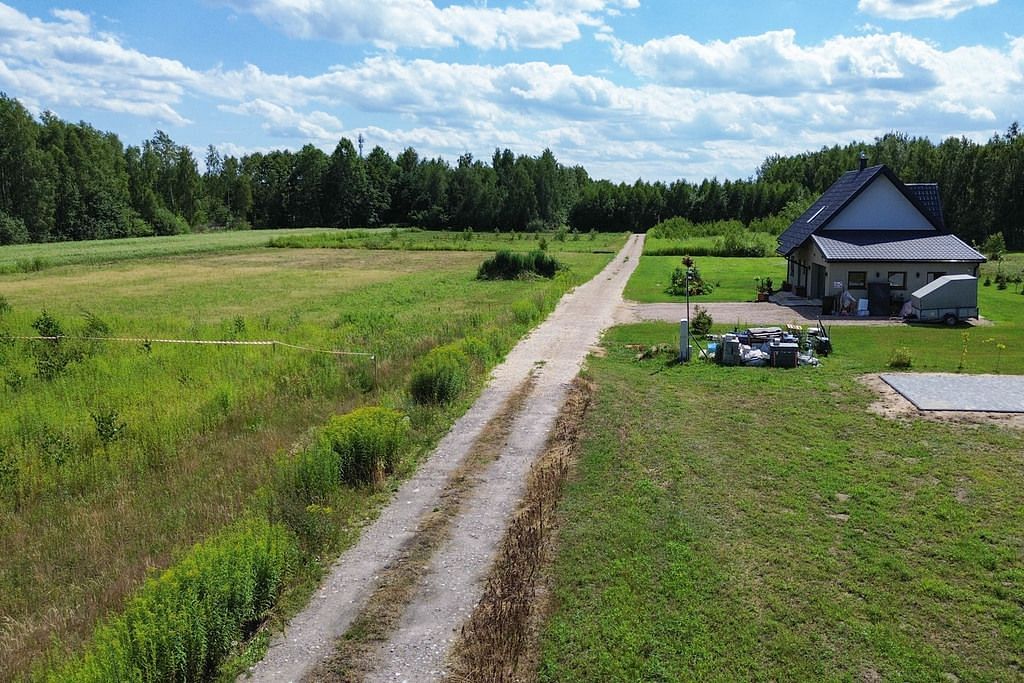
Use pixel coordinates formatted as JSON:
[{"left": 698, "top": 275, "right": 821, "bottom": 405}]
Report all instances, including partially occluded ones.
[
  {"left": 320, "top": 407, "right": 410, "bottom": 487},
  {"left": 409, "top": 345, "right": 471, "bottom": 405},
  {"left": 51, "top": 517, "right": 297, "bottom": 682}
]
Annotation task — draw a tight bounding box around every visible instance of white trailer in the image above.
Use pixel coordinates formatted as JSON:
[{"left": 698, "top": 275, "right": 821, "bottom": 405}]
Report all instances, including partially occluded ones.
[{"left": 908, "top": 274, "right": 979, "bottom": 325}]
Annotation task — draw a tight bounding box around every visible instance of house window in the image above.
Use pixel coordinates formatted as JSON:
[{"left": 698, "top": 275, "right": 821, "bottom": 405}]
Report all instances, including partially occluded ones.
[
  {"left": 888, "top": 271, "right": 907, "bottom": 290},
  {"left": 927, "top": 271, "right": 946, "bottom": 283},
  {"left": 848, "top": 271, "right": 867, "bottom": 289}
]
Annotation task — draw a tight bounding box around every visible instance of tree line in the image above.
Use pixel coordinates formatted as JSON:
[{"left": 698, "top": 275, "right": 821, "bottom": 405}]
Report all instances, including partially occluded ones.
[{"left": 1, "top": 93, "right": 1021, "bottom": 248}]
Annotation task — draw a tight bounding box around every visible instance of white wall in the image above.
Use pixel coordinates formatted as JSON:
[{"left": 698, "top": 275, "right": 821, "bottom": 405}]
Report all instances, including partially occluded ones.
[{"left": 828, "top": 176, "right": 935, "bottom": 231}]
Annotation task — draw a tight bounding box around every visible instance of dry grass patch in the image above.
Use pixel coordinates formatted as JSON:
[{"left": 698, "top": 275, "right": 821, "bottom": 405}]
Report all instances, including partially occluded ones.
[{"left": 447, "top": 377, "right": 594, "bottom": 683}]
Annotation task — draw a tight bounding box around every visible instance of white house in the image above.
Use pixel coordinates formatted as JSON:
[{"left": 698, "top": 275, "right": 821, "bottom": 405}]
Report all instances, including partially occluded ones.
[{"left": 777, "top": 158, "right": 985, "bottom": 313}]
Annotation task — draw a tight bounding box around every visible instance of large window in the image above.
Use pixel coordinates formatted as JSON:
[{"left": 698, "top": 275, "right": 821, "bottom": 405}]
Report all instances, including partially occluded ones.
[
  {"left": 847, "top": 271, "right": 867, "bottom": 289},
  {"left": 887, "top": 271, "right": 907, "bottom": 290}
]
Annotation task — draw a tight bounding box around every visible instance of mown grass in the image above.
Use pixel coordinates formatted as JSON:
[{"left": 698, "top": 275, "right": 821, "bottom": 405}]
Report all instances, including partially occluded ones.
[
  {"left": 268, "top": 227, "right": 628, "bottom": 254},
  {"left": 0, "top": 237, "right": 612, "bottom": 678},
  {"left": 0, "top": 228, "right": 334, "bottom": 274},
  {"left": 539, "top": 323, "right": 1024, "bottom": 681},
  {"left": 624, "top": 255, "right": 788, "bottom": 303}
]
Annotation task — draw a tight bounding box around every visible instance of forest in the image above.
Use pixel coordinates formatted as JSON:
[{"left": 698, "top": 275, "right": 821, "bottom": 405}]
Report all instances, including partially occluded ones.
[{"left": 1, "top": 93, "right": 1022, "bottom": 248}]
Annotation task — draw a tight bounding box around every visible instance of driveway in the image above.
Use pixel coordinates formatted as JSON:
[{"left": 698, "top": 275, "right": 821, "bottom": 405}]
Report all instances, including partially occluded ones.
[
  {"left": 247, "top": 234, "right": 646, "bottom": 682},
  {"left": 619, "top": 301, "right": 908, "bottom": 326}
]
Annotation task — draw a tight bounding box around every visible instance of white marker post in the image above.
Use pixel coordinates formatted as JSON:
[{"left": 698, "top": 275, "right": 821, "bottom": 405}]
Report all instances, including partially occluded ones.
[{"left": 680, "top": 318, "right": 690, "bottom": 362}]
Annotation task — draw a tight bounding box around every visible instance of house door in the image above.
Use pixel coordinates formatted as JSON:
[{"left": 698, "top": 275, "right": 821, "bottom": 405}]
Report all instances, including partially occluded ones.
[{"left": 811, "top": 264, "right": 826, "bottom": 299}]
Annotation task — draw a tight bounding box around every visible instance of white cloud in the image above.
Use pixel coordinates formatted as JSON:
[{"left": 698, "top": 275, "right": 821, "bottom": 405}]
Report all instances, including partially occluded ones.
[
  {"left": 858, "top": 0, "right": 998, "bottom": 20},
  {"left": 610, "top": 30, "right": 945, "bottom": 93},
  {"left": 219, "top": 100, "right": 345, "bottom": 142},
  {"left": 0, "top": 3, "right": 198, "bottom": 125},
  {"left": 217, "top": 0, "right": 637, "bottom": 50},
  {"left": 0, "top": 3, "right": 1020, "bottom": 182},
  {"left": 49, "top": 8, "right": 90, "bottom": 32}
]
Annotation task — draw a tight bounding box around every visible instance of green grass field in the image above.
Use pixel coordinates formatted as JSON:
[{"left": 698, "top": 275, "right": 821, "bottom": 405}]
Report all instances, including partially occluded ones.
[
  {"left": 0, "top": 228, "right": 340, "bottom": 274},
  {"left": 624, "top": 255, "right": 788, "bottom": 303},
  {"left": 268, "top": 227, "right": 629, "bottom": 254},
  {"left": 0, "top": 234, "right": 614, "bottom": 678},
  {"left": 539, "top": 322, "right": 1024, "bottom": 681}
]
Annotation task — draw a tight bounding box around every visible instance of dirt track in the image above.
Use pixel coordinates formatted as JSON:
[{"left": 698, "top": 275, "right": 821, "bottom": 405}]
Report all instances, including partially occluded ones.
[{"left": 245, "top": 235, "right": 644, "bottom": 682}]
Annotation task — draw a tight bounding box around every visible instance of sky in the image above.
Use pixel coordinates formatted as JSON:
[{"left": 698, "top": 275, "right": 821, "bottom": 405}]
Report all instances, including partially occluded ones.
[{"left": 0, "top": 0, "right": 1021, "bottom": 182}]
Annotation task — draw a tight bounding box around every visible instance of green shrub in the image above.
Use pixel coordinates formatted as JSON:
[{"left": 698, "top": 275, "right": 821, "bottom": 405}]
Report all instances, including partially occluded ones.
[
  {"left": 888, "top": 347, "right": 913, "bottom": 369},
  {"left": 409, "top": 345, "right": 471, "bottom": 405},
  {"left": 981, "top": 232, "right": 1006, "bottom": 260},
  {"left": 151, "top": 207, "right": 190, "bottom": 236},
  {"left": 0, "top": 210, "right": 29, "bottom": 245},
  {"left": 647, "top": 216, "right": 696, "bottom": 239},
  {"left": 511, "top": 300, "right": 539, "bottom": 325},
  {"left": 715, "top": 226, "right": 774, "bottom": 257},
  {"left": 667, "top": 257, "right": 713, "bottom": 296},
  {"left": 477, "top": 250, "right": 561, "bottom": 280},
  {"left": 320, "top": 407, "right": 410, "bottom": 486},
  {"left": 53, "top": 516, "right": 297, "bottom": 682},
  {"left": 691, "top": 305, "right": 713, "bottom": 336},
  {"left": 455, "top": 336, "right": 496, "bottom": 371}
]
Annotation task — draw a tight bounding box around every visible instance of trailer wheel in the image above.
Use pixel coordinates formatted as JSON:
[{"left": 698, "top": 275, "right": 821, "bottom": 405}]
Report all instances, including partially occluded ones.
[{"left": 943, "top": 313, "right": 958, "bottom": 326}]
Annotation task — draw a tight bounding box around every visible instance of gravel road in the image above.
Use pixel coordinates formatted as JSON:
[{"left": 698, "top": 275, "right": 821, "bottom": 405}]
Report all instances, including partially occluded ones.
[{"left": 245, "top": 234, "right": 644, "bottom": 682}]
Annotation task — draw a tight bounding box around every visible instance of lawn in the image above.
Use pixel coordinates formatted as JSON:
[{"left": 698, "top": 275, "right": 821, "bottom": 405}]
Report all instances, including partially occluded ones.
[
  {"left": 624, "top": 255, "right": 787, "bottom": 303},
  {"left": 0, "top": 235, "right": 613, "bottom": 678},
  {"left": 538, "top": 323, "right": 1024, "bottom": 681}
]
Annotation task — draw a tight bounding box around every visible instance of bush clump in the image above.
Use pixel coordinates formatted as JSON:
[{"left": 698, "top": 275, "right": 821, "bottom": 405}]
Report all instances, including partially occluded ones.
[
  {"left": 409, "top": 345, "right": 471, "bottom": 405},
  {"left": 477, "top": 250, "right": 561, "bottom": 280},
  {"left": 888, "top": 347, "right": 913, "bottom": 369},
  {"left": 320, "top": 407, "right": 410, "bottom": 487},
  {"left": 53, "top": 517, "right": 297, "bottom": 682}
]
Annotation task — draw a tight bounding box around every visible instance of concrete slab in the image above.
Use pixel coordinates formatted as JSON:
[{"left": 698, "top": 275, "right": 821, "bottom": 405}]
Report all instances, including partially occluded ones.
[{"left": 880, "top": 373, "right": 1024, "bottom": 412}]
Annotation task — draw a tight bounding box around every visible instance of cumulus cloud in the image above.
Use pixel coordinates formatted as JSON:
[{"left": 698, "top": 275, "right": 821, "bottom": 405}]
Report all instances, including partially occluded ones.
[
  {"left": 219, "top": 100, "right": 345, "bottom": 142},
  {"left": 0, "top": 3, "right": 197, "bottom": 124},
  {"left": 610, "top": 30, "right": 948, "bottom": 93},
  {"left": 858, "top": 0, "right": 998, "bottom": 20},
  {"left": 0, "top": 3, "right": 1021, "bottom": 182},
  {"left": 217, "top": 0, "right": 637, "bottom": 50}
]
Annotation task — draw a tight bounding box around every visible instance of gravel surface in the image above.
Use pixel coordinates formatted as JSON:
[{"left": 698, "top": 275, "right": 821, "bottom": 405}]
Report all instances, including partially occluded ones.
[
  {"left": 880, "top": 373, "right": 1024, "bottom": 412},
  {"left": 245, "top": 235, "right": 644, "bottom": 683},
  {"left": 621, "top": 301, "right": 909, "bottom": 326}
]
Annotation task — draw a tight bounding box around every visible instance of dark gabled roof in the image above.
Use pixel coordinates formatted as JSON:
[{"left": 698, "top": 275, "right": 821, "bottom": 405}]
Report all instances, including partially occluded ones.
[
  {"left": 905, "top": 183, "right": 945, "bottom": 230},
  {"left": 776, "top": 164, "right": 946, "bottom": 256},
  {"left": 811, "top": 231, "right": 985, "bottom": 263}
]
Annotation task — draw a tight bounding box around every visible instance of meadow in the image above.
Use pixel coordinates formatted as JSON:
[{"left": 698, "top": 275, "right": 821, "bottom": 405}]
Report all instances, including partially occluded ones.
[
  {"left": 0, "top": 233, "right": 620, "bottom": 678},
  {"left": 0, "top": 228, "right": 335, "bottom": 274},
  {"left": 537, "top": 266, "right": 1024, "bottom": 681},
  {"left": 267, "top": 227, "right": 628, "bottom": 253}
]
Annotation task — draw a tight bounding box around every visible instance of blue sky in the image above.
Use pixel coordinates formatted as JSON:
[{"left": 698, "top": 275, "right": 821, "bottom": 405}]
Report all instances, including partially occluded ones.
[{"left": 1, "top": 0, "right": 1021, "bottom": 182}]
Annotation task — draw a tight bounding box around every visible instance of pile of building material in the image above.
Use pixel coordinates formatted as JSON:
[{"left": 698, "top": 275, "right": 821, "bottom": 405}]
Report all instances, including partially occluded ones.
[{"left": 707, "top": 325, "right": 829, "bottom": 368}]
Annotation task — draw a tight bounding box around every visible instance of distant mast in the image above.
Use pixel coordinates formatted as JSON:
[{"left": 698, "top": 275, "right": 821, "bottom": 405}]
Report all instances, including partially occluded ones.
[{"left": 358, "top": 133, "right": 365, "bottom": 158}]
